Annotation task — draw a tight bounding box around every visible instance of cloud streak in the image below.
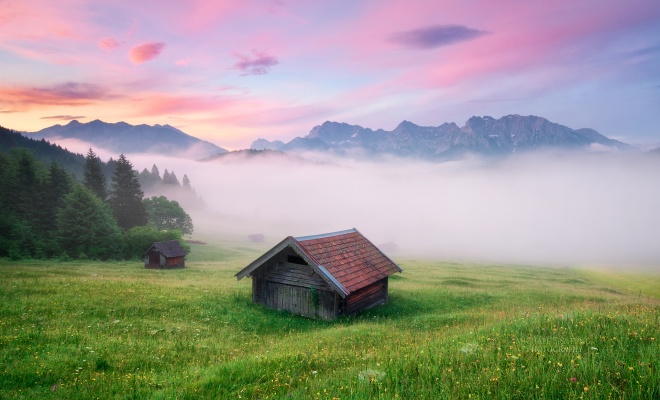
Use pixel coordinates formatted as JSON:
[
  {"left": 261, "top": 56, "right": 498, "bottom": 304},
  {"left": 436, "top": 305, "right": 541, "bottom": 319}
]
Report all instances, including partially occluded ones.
[
  {"left": 1, "top": 82, "right": 114, "bottom": 109},
  {"left": 390, "top": 24, "right": 489, "bottom": 49},
  {"left": 129, "top": 42, "right": 166, "bottom": 64},
  {"left": 234, "top": 50, "right": 279, "bottom": 75},
  {"left": 40, "top": 115, "right": 86, "bottom": 121}
]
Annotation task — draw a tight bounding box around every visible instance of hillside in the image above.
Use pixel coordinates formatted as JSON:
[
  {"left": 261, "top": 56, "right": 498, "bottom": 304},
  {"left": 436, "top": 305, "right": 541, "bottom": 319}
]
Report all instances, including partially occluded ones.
[
  {"left": 0, "top": 125, "right": 100, "bottom": 178},
  {"left": 29, "top": 120, "right": 227, "bottom": 159}
]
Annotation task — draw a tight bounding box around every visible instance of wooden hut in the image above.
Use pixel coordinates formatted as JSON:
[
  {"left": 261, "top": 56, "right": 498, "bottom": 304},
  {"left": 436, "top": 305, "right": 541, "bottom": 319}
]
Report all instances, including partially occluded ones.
[
  {"left": 235, "top": 228, "right": 402, "bottom": 320},
  {"left": 144, "top": 240, "right": 186, "bottom": 269}
]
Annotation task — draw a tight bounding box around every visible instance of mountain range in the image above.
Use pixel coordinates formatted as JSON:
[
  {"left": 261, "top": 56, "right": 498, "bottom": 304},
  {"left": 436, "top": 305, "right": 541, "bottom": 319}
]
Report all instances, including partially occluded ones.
[
  {"left": 252, "top": 115, "right": 634, "bottom": 159},
  {"left": 28, "top": 119, "right": 227, "bottom": 159}
]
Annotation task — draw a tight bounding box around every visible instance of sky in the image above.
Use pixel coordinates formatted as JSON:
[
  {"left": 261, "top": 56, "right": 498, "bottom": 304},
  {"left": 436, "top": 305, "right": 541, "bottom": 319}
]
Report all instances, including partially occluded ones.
[{"left": 1, "top": 0, "right": 659, "bottom": 149}]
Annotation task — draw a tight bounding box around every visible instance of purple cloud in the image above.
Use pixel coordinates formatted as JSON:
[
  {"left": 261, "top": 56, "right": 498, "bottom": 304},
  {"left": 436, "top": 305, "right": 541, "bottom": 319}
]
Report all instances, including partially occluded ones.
[
  {"left": 37, "top": 82, "right": 110, "bottom": 101},
  {"left": 234, "top": 50, "right": 279, "bottom": 75},
  {"left": 40, "top": 115, "right": 86, "bottom": 121},
  {"left": 390, "top": 24, "right": 489, "bottom": 49}
]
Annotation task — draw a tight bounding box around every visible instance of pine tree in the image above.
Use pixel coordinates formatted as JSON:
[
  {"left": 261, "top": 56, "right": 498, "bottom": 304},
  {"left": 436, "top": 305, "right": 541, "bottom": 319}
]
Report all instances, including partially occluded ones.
[
  {"left": 83, "top": 148, "right": 107, "bottom": 201},
  {"left": 151, "top": 164, "right": 160, "bottom": 179},
  {"left": 163, "top": 169, "right": 180, "bottom": 186},
  {"left": 109, "top": 154, "right": 147, "bottom": 230},
  {"left": 39, "top": 161, "right": 73, "bottom": 234},
  {"left": 138, "top": 168, "right": 159, "bottom": 190},
  {"left": 182, "top": 174, "right": 192, "bottom": 191},
  {"left": 57, "top": 185, "right": 121, "bottom": 259}
]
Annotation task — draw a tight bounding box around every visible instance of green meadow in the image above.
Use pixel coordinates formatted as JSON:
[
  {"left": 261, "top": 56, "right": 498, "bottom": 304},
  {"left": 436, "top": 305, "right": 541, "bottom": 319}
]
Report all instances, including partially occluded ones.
[{"left": 0, "top": 241, "right": 658, "bottom": 399}]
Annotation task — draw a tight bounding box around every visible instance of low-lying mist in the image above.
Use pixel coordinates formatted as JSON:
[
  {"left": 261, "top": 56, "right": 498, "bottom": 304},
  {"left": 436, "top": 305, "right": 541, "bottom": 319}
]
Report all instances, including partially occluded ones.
[{"left": 121, "top": 149, "right": 660, "bottom": 267}]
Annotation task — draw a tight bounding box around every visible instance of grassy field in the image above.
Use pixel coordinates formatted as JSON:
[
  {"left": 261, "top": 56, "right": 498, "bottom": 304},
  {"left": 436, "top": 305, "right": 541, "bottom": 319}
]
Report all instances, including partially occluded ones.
[{"left": 0, "top": 241, "right": 658, "bottom": 399}]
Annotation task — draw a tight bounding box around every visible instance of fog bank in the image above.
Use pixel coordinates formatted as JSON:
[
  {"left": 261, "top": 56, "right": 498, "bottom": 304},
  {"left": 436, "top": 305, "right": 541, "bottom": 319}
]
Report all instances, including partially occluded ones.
[{"left": 132, "top": 151, "right": 660, "bottom": 267}]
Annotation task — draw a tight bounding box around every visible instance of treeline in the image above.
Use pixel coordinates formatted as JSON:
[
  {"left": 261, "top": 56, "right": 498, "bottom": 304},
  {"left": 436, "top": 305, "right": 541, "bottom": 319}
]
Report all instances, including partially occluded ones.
[
  {"left": 0, "top": 147, "right": 194, "bottom": 261},
  {"left": 138, "top": 164, "right": 204, "bottom": 210}
]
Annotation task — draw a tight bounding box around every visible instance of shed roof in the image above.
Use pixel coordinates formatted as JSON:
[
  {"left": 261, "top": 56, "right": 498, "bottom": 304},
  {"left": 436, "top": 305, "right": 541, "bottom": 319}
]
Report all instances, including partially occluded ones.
[
  {"left": 236, "top": 228, "right": 402, "bottom": 297},
  {"left": 147, "top": 240, "right": 187, "bottom": 258}
]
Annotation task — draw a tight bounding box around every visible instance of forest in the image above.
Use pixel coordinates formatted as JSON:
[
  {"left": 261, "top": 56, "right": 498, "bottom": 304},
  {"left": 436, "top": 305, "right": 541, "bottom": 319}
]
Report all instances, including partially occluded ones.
[{"left": 0, "top": 126, "right": 194, "bottom": 261}]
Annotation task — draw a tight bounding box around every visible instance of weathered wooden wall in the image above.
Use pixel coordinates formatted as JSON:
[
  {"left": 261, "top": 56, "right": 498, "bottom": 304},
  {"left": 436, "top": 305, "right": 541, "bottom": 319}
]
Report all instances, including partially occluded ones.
[
  {"left": 343, "top": 278, "right": 388, "bottom": 316},
  {"left": 144, "top": 251, "right": 185, "bottom": 269},
  {"left": 252, "top": 247, "right": 339, "bottom": 319}
]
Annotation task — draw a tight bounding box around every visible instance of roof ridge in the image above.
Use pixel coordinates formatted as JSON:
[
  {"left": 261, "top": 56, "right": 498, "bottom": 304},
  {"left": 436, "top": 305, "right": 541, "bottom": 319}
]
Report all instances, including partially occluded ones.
[{"left": 294, "top": 228, "right": 357, "bottom": 241}]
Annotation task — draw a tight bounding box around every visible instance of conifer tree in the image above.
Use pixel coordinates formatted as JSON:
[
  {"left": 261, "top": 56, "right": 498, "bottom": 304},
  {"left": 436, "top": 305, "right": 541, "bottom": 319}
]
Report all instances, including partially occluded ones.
[
  {"left": 57, "top": 184, "right": 121, "bottom": 259},
  {"left": 182, "top": 174, "right": 192, "bottom": 191},
  {"left": 109, "top": 154, "right": 147, "bottom": 230},
  {"left": 83, "top": 148, "right": 107, "bottom": 201},
  {"left": 151, "top": 164, "right": 160, "bottom": 179},
  {"left": 40, "top": 162, "right": 73, "bottom": 233},
  {"left": 163, "top": 169, "right": 180, "bottom": 186}
]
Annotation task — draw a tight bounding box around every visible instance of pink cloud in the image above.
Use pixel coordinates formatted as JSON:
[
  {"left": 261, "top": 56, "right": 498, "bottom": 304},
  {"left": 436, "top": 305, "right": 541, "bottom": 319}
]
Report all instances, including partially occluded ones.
[
  {"left": 136, "top": 93, "right": 236, "bottom": 117},
  {"left": 99, "top": 37, "right": 120, "bottom": 50},
  {"left": 129, "top": 42, "right": 166, "bottom": 65},
  {"left": 175, "top": 58, "right": 191, "bottom": 67}
]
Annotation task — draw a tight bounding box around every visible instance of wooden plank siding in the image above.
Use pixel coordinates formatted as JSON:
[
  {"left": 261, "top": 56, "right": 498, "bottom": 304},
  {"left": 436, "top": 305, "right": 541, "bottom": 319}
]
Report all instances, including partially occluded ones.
[
  {"left": 251, "top": 247, "right": 339, "bottom": 319},
  {"left": 343, "top": 278, "right": 388, "bottom": 315},
  {"left": 144, "top": 251, "right": 184, "bottom": 269}
]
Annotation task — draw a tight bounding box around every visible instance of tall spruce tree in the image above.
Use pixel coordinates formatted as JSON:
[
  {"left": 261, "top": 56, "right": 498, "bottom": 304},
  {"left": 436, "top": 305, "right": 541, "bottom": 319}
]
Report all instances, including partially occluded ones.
[
  {"left": 83, "top": 148, "right": 107, "bottom": 201},
  {"left": 162, "top": 169, "right": 180, "bottom": 186},
  {"left": 39, "top": 161, "right": 73, "bottom": 234},
  {"left": 182, "top": 174, "right": 192, "bottom": 191},
  {"left": 109, "top": 154, "right": 147, "bottom": 230},
  {"left": 57, "top": 185, "right": 121, "bottom": 259}
]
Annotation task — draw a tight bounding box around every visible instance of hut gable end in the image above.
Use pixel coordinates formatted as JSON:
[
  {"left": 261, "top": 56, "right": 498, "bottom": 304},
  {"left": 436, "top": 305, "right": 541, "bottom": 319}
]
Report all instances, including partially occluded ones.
[{"left": 253, "top": 247, "right": 332, "bottom": 291}]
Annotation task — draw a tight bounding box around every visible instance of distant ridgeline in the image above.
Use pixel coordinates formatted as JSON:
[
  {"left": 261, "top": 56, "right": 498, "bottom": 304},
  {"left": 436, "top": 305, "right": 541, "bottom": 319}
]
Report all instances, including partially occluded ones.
[
  {"left": 28, "top": 119, "right": 227, "bottom": 159},
  {"left": 251, "top": 114, "right": 636, "bottom": 160}
]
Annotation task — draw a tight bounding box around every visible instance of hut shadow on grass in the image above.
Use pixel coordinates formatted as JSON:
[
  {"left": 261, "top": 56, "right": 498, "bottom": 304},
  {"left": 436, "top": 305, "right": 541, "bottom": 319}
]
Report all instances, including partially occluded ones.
[{"left": 223, "top": 287, "right": 498, "bottom": 335}]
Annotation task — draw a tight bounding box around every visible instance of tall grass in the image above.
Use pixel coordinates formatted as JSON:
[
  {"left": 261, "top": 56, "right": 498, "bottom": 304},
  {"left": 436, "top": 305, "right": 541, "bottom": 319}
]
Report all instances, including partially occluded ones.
[{"left": 0, "top": 251, "right": 657, "bottom": 399}]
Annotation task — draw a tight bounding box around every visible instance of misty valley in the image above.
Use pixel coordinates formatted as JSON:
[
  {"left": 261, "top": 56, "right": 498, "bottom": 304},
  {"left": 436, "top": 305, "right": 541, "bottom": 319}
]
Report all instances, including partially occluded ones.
[{"left": 1, "top": 121, "right": 658, "bottom": 399}]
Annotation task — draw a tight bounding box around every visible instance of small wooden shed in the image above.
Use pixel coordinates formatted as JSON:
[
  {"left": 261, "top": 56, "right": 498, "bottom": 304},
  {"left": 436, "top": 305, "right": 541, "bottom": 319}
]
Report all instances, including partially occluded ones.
[
  {"left": 144, "top": 240, "right": 186, "bottom": 269},
  {"left": 235, "top": 228, "right": 402, "bottom": 320}
]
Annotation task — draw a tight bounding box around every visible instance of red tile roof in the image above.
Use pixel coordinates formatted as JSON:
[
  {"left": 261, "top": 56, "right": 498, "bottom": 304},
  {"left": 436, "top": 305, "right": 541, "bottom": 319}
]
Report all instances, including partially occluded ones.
[{"left": 292, "top": 229, "right": 402, "bottom": 294}]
